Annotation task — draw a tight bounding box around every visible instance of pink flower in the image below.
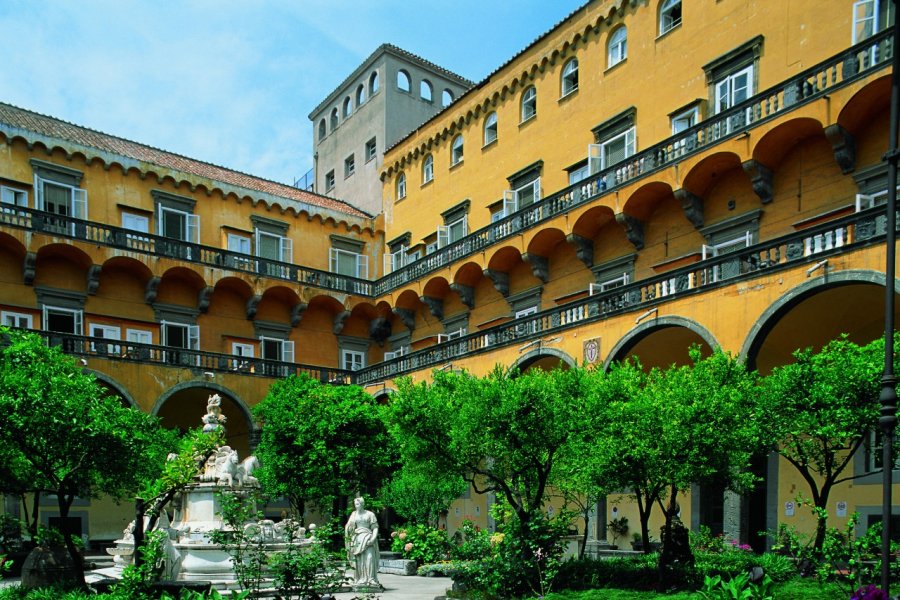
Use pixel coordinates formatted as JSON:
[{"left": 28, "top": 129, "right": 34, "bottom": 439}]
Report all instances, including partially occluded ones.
[
  {"left": 404, "top": 542, "right": 413, "bottom": 552},
  {"left": 390, "top": 531, "right": 398, "bottom": 538},
  {"left": 399, "top": 531, "right": 407, "bottom": 540}
]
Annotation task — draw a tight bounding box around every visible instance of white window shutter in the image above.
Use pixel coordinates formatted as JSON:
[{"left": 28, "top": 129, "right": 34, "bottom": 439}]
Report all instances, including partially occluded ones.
[
  {"left": 186, "top": 214, "right": 200, "bottom": 244},
  {"left": 72, "top": 188, "right": 88, "bottom": 220},
  {"left": 254, "top": 228, "right": 262, "bottom": 257},
  {"left": 437, "top": 225, "right": 450, "bottom": 248},
  {"left": 460, "top": 215, "right": 468, "bottom": 237},
  {"left": 35, "top": 176, "right": 45, "bottom": 210},
  {"left": 533, "top": 177, "right": 542, "bottom": 201},
  {"left": 283, "top": 340, "right": 295, "bottom": 363},
  {"left": 503, "top": 189, "right": 516, "bottom": 215},
  {"left": 357, "top": 254, "right": 368, "bottom": 279},
  {"left": 702, "top": 244, "right": 715, "bottom": 260},
  {"left": 74, "top": 310, "right": 83, "bottom": 335},
  {"left": 160, "top": 320, "right": 169, "bottom": 345},
  {"left": 384, "top": 253, "right": 393, "bottom": 275},
  {"left": 853, "top": 0, "right": 879, "bottom": 43},
  {"left": 188, "top": 325, "right": 200, "bottom": 350},
  {"left": 588, "top": 144, "right": 602, "bottom": 175},
  {"left": 329, "top": 248, "right": 339, "bottom": 272},
  {"left": 281, "top": 236, "right": 293, "bottom": 263},
  {"left": 625, "top": 128, "right": 636, "bottom": 159}
]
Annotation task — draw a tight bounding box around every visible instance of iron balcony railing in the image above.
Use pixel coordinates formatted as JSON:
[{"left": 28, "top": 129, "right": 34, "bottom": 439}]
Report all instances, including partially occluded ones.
[
  {"left": 0, "top": 207, "right": 373, "bottom": 296},
  {"left": 356, "top": 201, "right": 892, "bottom": 384},
  {"left": 0, "top": 32, "right": 892, "bottom": 301},
  {"left": 374, "top": 29, "right": 894, "bottom": 295},
  {"left": 27, "top": 328, "right": 352, "bottom": 384}
]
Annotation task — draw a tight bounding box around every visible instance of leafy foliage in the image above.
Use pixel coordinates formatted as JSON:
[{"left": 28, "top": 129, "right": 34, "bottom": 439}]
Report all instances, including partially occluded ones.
[
  {"left": 390, "top": 523, "right": 453, "bottom": 563},
  {"left": 381, "top": 461, "right": 466, "bottom": 527},
  {"left": 253, "top": 374, "right": 395, "bottom": 517}
]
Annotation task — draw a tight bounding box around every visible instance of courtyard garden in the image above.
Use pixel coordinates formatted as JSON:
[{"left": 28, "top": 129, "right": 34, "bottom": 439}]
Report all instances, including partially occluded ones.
[{"left": 0, "top": 326, "right": 898, "bottom": 599}]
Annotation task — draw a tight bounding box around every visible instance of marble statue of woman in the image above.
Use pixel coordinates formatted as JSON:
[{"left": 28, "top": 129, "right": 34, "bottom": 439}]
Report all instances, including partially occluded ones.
[{"left": 344, "top": 497, "right": 381, "bottom": 589}]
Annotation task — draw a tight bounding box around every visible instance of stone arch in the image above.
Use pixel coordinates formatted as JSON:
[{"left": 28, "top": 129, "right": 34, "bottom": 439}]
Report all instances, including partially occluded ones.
[
  {"left": 603, "top": 315, "right": 719, "bottom": 371},
  {"left": 89, "top": 370, "right": 138, "bottom": 409},
  {"left": 512, "top": 347, "right": 577, "bottom": 372}
]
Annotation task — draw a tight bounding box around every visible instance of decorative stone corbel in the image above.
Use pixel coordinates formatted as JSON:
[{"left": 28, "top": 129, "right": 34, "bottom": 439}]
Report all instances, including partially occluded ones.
[
  {"left": 246, "top": 295, "right": 262, "bottom": 320},
  {"left": 615, "top": 213, "right": 645, "bottom": 250},
  {"left": 522, "top": 253, "right": 549, "bottom": 284},
  {"left": 565, "top": 234, "right": 594, "bottom": 268},
  {"left": 290, "top": 302, "right": 308, "bottom": 327},
  {"left": 449, "top": 283, "right": 475, "bottom": 309},
  {"left": 23, "top": 252, "right": 35, "bottom": 285},
  {"left": 197, "top": 286, "right": 214, "bottom": 313},
  {"left": 419, "top": 296, "right": 444, "bottom": 320},
  {"left": 674, "top": 188, "right": 703, "bottom": 229},
  {"left": 145, "top": 276, "right": 161, "bottom": 304},
  {"left": 369, "top": 316, "right": 391, "bottom": 346},
  {"left": 392, "top": 307, "right": 416, "bottom": 331},
  {"left": 86, "top": 264, "right": 102, "bottom": 295},
  {"left": 742, "top": 160, "right": 774, "bottom": 204},
  {"left": 483, "top": 269, "right": 509, "bottom": 297},
  {"left": 333, "top": 310, "right": 351, "bottom": 335},
  {"left": 824, "top": 123, "right": 857, "bottom": 174}
]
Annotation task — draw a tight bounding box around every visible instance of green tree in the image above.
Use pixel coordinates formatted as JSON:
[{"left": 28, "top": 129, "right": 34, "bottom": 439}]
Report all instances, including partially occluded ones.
[
  {"left": 762, "top": 335, "right": 886, "bottom": 552},
  {"left": 253, "top": 374, "right": 395, "bottom": 519},
  {"left": 381, "top": 461, "right": 466, "bottom": 527},
  {"left": 0, "top": 328, "right": 174, "bottom": 585}
]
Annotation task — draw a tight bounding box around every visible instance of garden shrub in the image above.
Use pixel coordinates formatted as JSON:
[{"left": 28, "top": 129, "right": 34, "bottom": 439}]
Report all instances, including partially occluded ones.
[
  {"left": 552, "top": 554, "right": 660, "bottom": 591},
  {"left": 452, "top": 519, "right": 494, "bottom": 561},
  {"left": 390, "top": 523, "right": 453, "bottom": 564}
]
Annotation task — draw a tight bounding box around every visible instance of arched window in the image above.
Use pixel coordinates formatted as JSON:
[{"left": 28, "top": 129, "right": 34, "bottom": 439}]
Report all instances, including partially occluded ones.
[
  {"left": 396, "top": 172, "right": 407, "bottom": 199},
  {"left": 343, "top": 96, "right": 352, "bottom": 118},
  {"left": 369, "top": 71, "right": 380, "bottom": 95},
  {"left": 561, "top": 58, "right": 579, "bottom": 96},
  {"left": 420, "top": 80, "right": 433, "bottom": 102},
  {"left": 521, "top": 86, "right": 537, "bottom": 121},
  {"left": 608, "top": 27, "right": 627, "bottom": 67},
  {"left": 330, "top": 108, "right": 339, "bottom": 131},
  {"left": 659, "top": 0, "right": 682, "bottom": 35},
  {"left": 451, "top": 135, "right": 464, "bottom": 165},
  {"left": 397, "top": 70, "right": 411, "bottom": 92},
  {"left": 356, "top": 84, "right": 366, "bottom": 106},
  {"left": 318, "top": 119, "right": 326, "bottom": 141},
  {"left": 483, "top": 112, "right": 498, "bottom": 145},
  {"left": 423, "top": 154, "right": 434, "bottom": 183},
  {"left": 442, "top": 89, "right": 454, "bottom": 107}
]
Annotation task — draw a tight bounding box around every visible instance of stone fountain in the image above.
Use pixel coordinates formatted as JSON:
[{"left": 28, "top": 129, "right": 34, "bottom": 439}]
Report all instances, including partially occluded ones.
[{"left": 105, "top": 394, "right": 316, "bottom": 588}]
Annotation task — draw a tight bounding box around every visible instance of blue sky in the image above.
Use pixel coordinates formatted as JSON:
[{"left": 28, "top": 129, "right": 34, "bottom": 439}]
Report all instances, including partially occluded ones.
[{"left": 1, "top": 0, "right": 586, "bottom": 186}]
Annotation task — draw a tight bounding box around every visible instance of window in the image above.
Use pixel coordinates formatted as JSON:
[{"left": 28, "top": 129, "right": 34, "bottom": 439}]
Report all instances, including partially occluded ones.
[
  {"left": 31, "top": 159, "right": 87, "bottom": 236},
  {"left": 89, "top": 324, "right": 121, "bottom": 354},
  {"left": 671, "top": 106, "right": 699, "bottom": 133},
  {"left": 342, "top": 349, "right": 365, "bottom": 371},
  {"left": 260, "top": 336, "right": 295, "bottom": 376},
  {"left": 451, "top": 135, "right": 464, "bottom": 165},
  {"left": 2, "top": 311, "right": 32, "bottom": 328},
  {"left": 318, "top": 119, "right": 326, "bottom": 141},
  {"left": 608, "top": 27, "right": 627, "bottom": 67},
  {"left": 125, "top": 328, "right": 152, "bottom": 359},
  {"left": 484, "top": 112, "right": 498, "bottom": 145},
  {"left": 385, "top": 244, "right": 409, "bottom": 274},
  {"left": 442, "top": 89, "right": 454, "bottom": 107},
  {"left": 853, "top": 0, "right": 894, "bottom": 43},
  {"left": 420, "top": 79, "right": 433, "bottom": 102},
  {"left": 330, "top": 108, "right": 339, "bottom": 131},
  {"left": 591, "top": 128, "right": 636, "bottom": 171},
  {"left": 226, "top": 232, "right": 253, "bottom": 269},
  {"left": 325, "top": 170, "right": 335, "bottom": 191},
  {"left": 369, "top": 71, "right": 380, "bottom": 94},
  {"left": 715, "top": 65, "right": 753, "bottom": 114},
  {"left": 43, "top": 305, "right": 83, "bottom": 335},
  {"left": 356, "top": 84, "right": 366, "bottom": 106},
  {"left": 659, "top": 0, "right": 682, "bottom": 35},
  {"left": 344, "top": 154, "right": 355, "bottom": 178},
  {"left": 866, "top": 430, "right": 900, "bottom": 472},
  {"left": 397, "top": 70, "right": 411, "bottom": 92},
  {"left": 330, "top": 247, "right": 368, "bottom": 278},
  {"left": 396, "top": 172, "right": 407, "bottom": 199},
  {"left": 343, "top": 96, "right": 352, "bottom": 118},
  {"left": 521, "top": 86, "right": 537, "bottom": 122},
  {"left": 254, "top": 217, "right": 293, "bottom": 279},
  {"left": 231, "top": 342, "right": 254, "bottom": 370},
  {"left": 161, "top": 321, "right": 200, "bottom": 365},
  {"left": 423, "top": 154, "right": 434, "bottom": 183},
  {"left": 153, "top": 190, "right": 198, "bottom": 258},
  {"left": 122, "top": 212, "right": 150, "bottom": 249},
  {"left": 438, "top": 215, "right": 467, "bottom": 247},
  {"left": 499, "top": 163, "right": 542, "bottom": 219},
  {"left": 699, "top": 210, "right": 760, "bottom": 282},
  {"left": 568, "top": 163, "right": 589, "bottom": 185},
  {"left": 365, "top": 138, "right": 377, "bottom": 162},
  {"left": 1, "top": 185, "right": 27, "bottom": 215},
  {"left": 561, "top": 59, "right": 579, "bottom": 96}
]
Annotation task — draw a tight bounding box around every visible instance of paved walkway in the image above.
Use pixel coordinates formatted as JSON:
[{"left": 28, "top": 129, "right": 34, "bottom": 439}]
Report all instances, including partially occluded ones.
[{"left": 331, "top": 573, "right": 450, "bottom": 599}]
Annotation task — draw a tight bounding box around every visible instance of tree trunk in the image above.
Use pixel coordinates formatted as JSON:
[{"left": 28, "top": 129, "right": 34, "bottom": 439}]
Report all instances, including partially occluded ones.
[
  {"left": 57, "top": 493, "right": 85, "bottom": 587},
  {"left": 636, "top": 492, "right": 653, "bottom": 553}
]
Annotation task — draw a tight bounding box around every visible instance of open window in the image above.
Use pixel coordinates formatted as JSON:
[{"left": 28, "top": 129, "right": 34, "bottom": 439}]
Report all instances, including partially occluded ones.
[
  {"left": 330, "top": 234, "right": 368, "bottom": 278},
  {"left": 699, "top": 210, "right": 760, "bottom": 283},
  {"left": 31, "top": 159, "right": 87, "bottom": 237},
  {"left": 589, "top": 108, "right": 637, "bottom": 178},
  {"left": 608, "top": 27, "right": 627, "bottom": 68},
  {"left": 153, "top": 190, "right": 199, "bottom": 259},
  {"left": 438, "top": 201, "right": 470, "bottom": 248},
  {"left": 659, "top": 0, "right": 682, "bottom": 35},
  {"left": 521, "top": 86, "right": 537, "bottom": 122},
  {"left": 703, "top": 37, "right": 763, "bottom": 135},
  {"left": 561, "top": 59, "right": 579, "bottom": 96},
  {"left": 1, "top": 185, "right": 28, "bottom": 217},
  {"left": 253, "top": 215, "right": 292, "bottom": 279}
]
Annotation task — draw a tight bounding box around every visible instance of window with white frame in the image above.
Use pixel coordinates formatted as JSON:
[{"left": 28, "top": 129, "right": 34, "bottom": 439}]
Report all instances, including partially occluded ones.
[
  {"left": 89, "top": 323, "right": 121, "bottom": 354},
  {"left": 343, "top": 96, "right": 352, "bottom": 118},
  {"left": 423, "top": 155, "right": 434, "bottom": 184},
  {"left": 260, "top": 336, "right": 295, "bottom": 376},
  {"left": 1, "top": 185, "right": 27, "bottom": 215},
  {"left": 484, "top": 112, "right": 498, "bottom": 146},
  {"left": 420, "top": 79, "right": 433, "bottom": 102},
  {"left": 161, "top": 320, "right": 199, "bottom": 365},
  {"left": 701, "top": 223, "right": 754, "bottom": 283},
  {"left": 153, "top": 191, "right": 199, "bottom": 261},
  {"left": 397, "top": 70, "right": 411, "bottom": 93},
  {"left": 255, "top": 225, "right": 292, "bottom": 278},
  {"left": 385, "top": 244, "right": 409, "bottom": 274},
  {"left": 1, "top": 311, "right": 32, "bottom": 328},
  {"left": 703, "top": 37, "right": 762, "bottom": 137},
  {"left": 521, "top": 86, "right": 537, "bottom": 122},
  {"left": 356, "top": 84, "right": 366, "bottom": 106},
  {"left": 659, "top": 0, "right": 682, "bottom": 35},
  {"left": 121, "top": 212, "right": 150, "bottom": 249},
  {"left": 344, "top": 154, "right": 355, "bottom": 178},
  {"left": 561, "top": 59, "right": 579, "bottom": 96},
  {"left": 31, "top": 159, "right": 87, "bottom": 236},
  {"left": 396, "top": 172, "right": 407, "bottom": 199},
  {"left": 568, "top": 163, "right": 589, "bottom": 185},
  {"left": 671, "top": 106, "right": 699, "bottom": 133},
  {"left": 451, "top": 135, "right": 464, "bottom": 165},
  {"left": 232, "top": 342, "right": 254, "bottom": 358},
  {"left": 43, "top": 305, "right": 83, "bottom": 335},
  {"left": 365, "top": 138, "right": 377, "bottom": 162},
  {"left": 342, "top": 349, "right": 366, "bottom": 371},
  {"left": 125, "top": 328, "right": 152, "bottom": 359},
  {"left": 226, "top": 232, "right": 253, "bottom": 269},
  {"left": 590, "top": 128, "right": 636, "bottom": 172},
  {"left": 330, "top": 235, "right": 368, "bottom": 278},
  {"left": 853, "top": 0, "right": 894, "bottom": 43},
  {"left": 438, "top": 215, "right": 467, "bottom": 248},
  {"left": 608, "top": 27, "right": 627, "bottom": 67},
  {"left": 715, "top": 65, "right": 753, "bottom": 115}
]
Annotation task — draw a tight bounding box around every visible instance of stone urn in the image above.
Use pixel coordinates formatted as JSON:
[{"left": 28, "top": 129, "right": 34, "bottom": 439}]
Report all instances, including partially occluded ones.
[{"left": 20, "top": 544, "right": 80, "bottom": 590}]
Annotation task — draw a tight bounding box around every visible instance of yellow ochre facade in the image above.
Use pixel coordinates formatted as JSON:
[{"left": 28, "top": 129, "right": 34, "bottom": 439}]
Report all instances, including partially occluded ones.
[{"left": 0, "top": 0, "right": 897, "bottom": 549}]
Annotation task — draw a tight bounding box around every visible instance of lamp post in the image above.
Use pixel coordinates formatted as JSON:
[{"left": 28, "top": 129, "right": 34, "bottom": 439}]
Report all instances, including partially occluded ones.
[{"left": 881, "top": 3, "right": 900, "bottom": 592}]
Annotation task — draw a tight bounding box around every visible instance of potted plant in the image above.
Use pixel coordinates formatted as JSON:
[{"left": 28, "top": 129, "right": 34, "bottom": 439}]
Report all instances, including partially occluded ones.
[
  {"left": 631, "top": 532, "right": 644, "bottom": 552},
  {"left": 606, "top": 517, "right": 628, "bottom": 550}
]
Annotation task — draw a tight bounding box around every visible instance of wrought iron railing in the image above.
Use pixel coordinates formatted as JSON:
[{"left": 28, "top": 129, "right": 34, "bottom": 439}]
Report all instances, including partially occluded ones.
[
  {"left": 374, "top": 29, "right": 894, "bottom": 294},
  {"left": 356, "top": 202, "right": 891, "bottom": 384}
]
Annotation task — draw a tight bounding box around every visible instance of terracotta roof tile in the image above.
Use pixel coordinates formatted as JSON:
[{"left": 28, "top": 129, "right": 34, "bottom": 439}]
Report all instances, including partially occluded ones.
[{"left": 0, "top": 102, "right": 371, "bottom": 219}]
